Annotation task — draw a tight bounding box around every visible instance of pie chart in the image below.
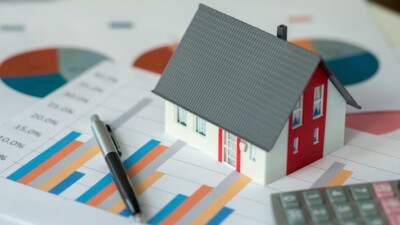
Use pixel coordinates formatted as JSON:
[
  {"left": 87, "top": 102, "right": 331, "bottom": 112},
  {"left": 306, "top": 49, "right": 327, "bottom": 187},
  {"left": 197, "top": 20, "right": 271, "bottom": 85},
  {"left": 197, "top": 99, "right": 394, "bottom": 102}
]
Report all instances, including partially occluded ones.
[
  {"left": 346, "top": 111, "right": 400, "bottom": 135},
  {"left": 133, "top": 44, "right": 177, "bottom": 75},
  {"left": 292, "top": 39, "right": 379, "bottom": 85},
  {"left": 0, "top": 48, "right": 109, "bottom": 98}
]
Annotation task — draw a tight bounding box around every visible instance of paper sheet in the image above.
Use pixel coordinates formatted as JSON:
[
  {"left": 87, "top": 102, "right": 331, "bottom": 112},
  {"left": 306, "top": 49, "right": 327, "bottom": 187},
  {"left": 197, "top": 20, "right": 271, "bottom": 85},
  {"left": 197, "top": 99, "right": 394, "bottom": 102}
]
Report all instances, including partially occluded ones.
[{"left": 0, "top": 0, "right": 400, "bottom": 224}]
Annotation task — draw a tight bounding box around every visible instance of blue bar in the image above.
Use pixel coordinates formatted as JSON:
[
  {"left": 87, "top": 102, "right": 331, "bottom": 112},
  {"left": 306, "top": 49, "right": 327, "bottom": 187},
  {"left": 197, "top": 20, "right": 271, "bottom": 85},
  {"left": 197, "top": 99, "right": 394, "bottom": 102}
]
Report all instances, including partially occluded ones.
[
  {"left": 119, "top": 208, "right": 131, "bottom": 217},
  {"left": 49, "top": 171, "right": 84, "bottom": 195},
  {"left": 76, "top": 139, "right": 160, "bottom": 203},
  {"left": 148, "top": 194, "right": 187, "bottom": 224},
  {"left": 76, "top": 174, "right": 112, "bottom": 203},
  {"left": 7, "top": 131, "right": 81, "bottom": 181},
  {"left": 207, "top": 207, "right": 234, "bottom": 225},
  {"left": 123, "top": 139, "right": 160, "bottom": 169}
]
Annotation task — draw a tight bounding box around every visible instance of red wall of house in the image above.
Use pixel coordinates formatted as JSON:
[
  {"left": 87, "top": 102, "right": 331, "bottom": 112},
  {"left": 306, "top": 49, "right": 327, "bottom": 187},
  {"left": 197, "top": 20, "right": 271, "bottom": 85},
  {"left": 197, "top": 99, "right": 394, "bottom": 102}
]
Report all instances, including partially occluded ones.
[{"left": 286, "top": 65, "right": 328, "bottom": 174}]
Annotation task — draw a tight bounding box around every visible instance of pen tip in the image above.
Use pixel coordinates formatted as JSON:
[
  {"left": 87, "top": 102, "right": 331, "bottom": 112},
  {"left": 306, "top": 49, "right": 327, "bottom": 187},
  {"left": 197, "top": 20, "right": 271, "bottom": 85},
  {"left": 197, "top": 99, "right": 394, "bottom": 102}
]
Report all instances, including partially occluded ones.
[
  {"left": 133, "top": 214, "right": 142, "bottom": 222},
  {"left": 91, "top": 114, "right": 100, "bottom": 122}
]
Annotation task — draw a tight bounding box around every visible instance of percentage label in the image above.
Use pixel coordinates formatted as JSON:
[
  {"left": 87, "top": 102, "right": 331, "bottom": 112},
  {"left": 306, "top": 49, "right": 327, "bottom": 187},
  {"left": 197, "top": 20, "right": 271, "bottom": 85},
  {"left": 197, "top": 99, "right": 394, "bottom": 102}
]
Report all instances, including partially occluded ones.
[
  {"left": 0, "top": 154, "right": 7, "bottom": 161},
  {"left": 79, "top": 82, "right": 104, "bottom": 93},
  {"left": 94, "top": 72, "right": 117, "bottom": 83},
  {"left": 14, "top": 125, "right": 42, "bottom": 137},
  {"left": 0, "top": 135, "right": 25, "bottom": 149},
  {"left": 31, "top": 113, "right": 58, "bottom": 126},
  {"left": 47, "top": 102, "right": 74, "bottom": 115},
  {"left": 64, "top": 92, "right": 90, "bottom": 104}
]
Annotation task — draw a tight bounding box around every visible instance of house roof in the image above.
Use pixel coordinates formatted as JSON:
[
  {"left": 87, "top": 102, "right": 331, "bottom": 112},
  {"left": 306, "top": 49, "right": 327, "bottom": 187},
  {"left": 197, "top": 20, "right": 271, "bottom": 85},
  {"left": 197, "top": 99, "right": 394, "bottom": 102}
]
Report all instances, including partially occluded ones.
[{"left": 153, "top": 4, "right": 360, "bottom": 151}]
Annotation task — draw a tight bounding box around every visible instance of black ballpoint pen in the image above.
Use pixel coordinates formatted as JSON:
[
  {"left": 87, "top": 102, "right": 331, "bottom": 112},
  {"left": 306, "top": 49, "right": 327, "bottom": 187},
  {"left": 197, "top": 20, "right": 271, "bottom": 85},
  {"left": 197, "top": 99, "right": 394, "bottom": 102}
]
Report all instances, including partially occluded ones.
[{"left": 91, "top": 114, "right": 142, "bottom": 222}]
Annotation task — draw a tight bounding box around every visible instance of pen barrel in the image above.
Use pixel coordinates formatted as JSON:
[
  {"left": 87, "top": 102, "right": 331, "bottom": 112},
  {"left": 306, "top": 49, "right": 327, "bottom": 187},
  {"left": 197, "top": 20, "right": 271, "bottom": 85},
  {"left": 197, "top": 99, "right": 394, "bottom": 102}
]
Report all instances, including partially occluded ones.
[{"left": 105, "top": 152, "right": 141, "bottom": 216}]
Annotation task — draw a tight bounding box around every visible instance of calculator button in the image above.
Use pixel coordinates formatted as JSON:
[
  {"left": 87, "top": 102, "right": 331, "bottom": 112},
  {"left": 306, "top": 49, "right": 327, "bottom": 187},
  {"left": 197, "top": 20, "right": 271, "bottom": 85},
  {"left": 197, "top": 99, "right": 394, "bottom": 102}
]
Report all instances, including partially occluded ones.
[
  {"left": 309, "top": 205, "right": 330, "bottom": 223},
  {"left": 381, "top": 197, "right": 400, "bottom": 215},
  {"left": 365, "top": 216, "right": 386, "bottom": 225},
  {"left": 333, "top": 203, "right": 354, "bottom": 219},
  {"left": 280, "top": 193, "right": 300, "bottom": 208},
  {"left": 389, "top": 212, "right": 400, "bottom": 225},
  {"left": 337, "top": 219, "right": 358, "bottom": 225},
  {"left": 357, "top": 200, "right": 379, "bottom": 217},
  {"left": 303, "top": 190, "right": 323, "bottom": 206},
  {"left": 373, "top": 182, "right": 395, "bottom": 198},
  {"left": 317, "top": 222, "right": 333, "bottom": 225},
  {"left": 327, "top": 187, "right": 347, "bottom": 203},
  {"left": 350, "top": 184, "right": 372, "bottom": 200},
  {"left": 285, "top": 208, "right": 306, "bottom": 225}
]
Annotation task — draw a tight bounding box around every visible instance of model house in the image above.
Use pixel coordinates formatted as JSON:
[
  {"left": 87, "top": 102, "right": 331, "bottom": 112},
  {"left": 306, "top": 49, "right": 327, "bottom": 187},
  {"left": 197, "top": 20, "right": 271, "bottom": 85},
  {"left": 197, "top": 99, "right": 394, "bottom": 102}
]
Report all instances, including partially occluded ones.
[{"left": 153, "top": 4, "right": 360, "bottom": 184}]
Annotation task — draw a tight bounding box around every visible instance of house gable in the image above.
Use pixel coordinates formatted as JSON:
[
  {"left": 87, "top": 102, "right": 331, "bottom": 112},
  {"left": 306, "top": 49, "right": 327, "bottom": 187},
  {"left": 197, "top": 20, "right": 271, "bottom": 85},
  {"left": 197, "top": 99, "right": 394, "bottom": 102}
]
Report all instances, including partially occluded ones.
[{"left": 286, "top": 65, "right": 328, "bottom": 174}]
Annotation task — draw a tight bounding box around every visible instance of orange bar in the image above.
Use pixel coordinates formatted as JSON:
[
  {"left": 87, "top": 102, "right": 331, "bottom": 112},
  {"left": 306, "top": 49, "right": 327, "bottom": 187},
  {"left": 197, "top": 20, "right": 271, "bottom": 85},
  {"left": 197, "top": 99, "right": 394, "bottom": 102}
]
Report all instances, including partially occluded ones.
[
  {"left": 292, "top": 39, "right": 317, "bottom": 53},
  {"left": 191, "top": 175, "right": 251, "bottom": 224},
  {"left": 135, "top": 171, "right": 164, "bottom": 196},
  {"left": 108, "top": 199, "right": 126, "bottom": 214},
  {"left": 161, "top": 185, "right": 213, "bottom": 225},
  {"left": 327, "top": 169, "right": 353, "bottom": 187},
  {"left": 87, "top": 183, "right": 117, "bottom": 206},
  {"left": 19, "top": 141, "right": 82, "bottom": 185},
  {"left": 0, "top": 48, "right": 59, "bottom": 77},
  {"left": 39, "top": 145, "right": 100, "bottom": 191},
  {"left": 127, "top": 145, "right": 168, "bottom": 177}
]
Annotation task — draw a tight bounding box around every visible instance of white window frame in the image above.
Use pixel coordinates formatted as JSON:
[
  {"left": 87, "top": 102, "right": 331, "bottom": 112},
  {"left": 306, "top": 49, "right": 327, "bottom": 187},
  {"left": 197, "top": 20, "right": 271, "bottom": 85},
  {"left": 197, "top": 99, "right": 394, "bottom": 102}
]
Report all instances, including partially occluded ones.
[
  {"left": 250, "top": 145, "right": 256, "bottom": 162},
  {"left": 292, "top": 95, "right": 303, "bottom": 129},
  {"left": 314, "top": 127, "right": 319, "bottom": 144},
  {"left": 313, "top": 85, "right": 324, "bottom": 119},
  {"left": 195, "top": 116, "right": 206, "bottom": 136},
  {"left": 177, "top": 106, "right": 187, "bottom": 126},
  {"left": 293, "top": 137, "right": 299, "bottom": 154}
]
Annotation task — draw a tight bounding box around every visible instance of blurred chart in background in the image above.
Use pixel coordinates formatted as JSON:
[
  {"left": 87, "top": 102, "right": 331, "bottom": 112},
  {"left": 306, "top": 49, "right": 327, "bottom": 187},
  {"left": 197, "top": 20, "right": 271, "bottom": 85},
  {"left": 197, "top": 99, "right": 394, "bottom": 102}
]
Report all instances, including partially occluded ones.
[
  {"left": 292, "top": 39, "right": 379, "bottom": 85},
  {"left": 0, "top": 48, "right": 109, "bottom": 98},
  {"left": 0, "top": 47, "right": 111, "bottom": 126}
]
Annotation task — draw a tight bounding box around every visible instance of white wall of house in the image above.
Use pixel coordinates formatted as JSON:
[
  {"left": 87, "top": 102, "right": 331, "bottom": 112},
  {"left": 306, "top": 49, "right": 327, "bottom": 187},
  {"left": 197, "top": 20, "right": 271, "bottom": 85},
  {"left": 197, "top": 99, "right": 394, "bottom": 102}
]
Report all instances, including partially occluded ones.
[
  {"left": 165, "top": 84, "right": 346, "bottom": 185},
  {"left": 165, "top": 102, "right": 219, "bottom": 159},
  {"left": 323, "top": 80, "right": 347, "bottom": 155},
  {"left": 240, "top": 122, "right": 288, "bottom": 185},
  {"left": 240, "top": 140, "right": 267, "bottom": 185},
  {"left": 264, "top": 122, "right": 288, "bottom": 184}
]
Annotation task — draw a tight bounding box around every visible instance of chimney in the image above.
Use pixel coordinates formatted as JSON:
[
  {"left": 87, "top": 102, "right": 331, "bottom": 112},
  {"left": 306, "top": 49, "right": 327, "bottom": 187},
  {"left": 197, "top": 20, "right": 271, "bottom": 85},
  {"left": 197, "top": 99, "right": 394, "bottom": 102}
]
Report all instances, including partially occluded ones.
[{"left": 277, "top": 25, "right": 287, "bottom": 41}]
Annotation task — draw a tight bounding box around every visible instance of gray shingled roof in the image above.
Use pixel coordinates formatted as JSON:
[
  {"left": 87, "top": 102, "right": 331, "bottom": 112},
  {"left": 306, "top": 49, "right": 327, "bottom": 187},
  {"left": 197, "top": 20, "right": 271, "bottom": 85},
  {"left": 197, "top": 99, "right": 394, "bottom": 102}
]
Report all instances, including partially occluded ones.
[{"left": 153, "top": 4, "right": 360, "bottom": 151}]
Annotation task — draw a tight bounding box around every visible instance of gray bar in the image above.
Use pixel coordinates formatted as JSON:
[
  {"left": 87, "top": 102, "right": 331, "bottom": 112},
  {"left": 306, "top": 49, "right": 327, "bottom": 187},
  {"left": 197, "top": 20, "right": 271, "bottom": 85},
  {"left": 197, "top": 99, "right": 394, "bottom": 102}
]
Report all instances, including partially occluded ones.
[
  {"left": 28, "top": 99, "right": 151, "bottom": 188},
  {"left": 97, "top": 141, "right": 186, "bottom": 209},
  {"left": 132, "top": 140, "right": 185, "bottom": 186},
  {"left": 1, "top": 24, "right": 24, "bottom": 32},
  {"left": 28, "top": 139, "right": 97, "bottom": 188},
  {"left": 310, "top": 161, "right": 345, "bottom": 189},
  {"left": 177, "top": 171, "right": 241, "bottom": 225},
  {"left": 98, "top": 191, "right": 121, "bottom": 210},
  {"left": 110, "top": 98, "right": 152, "bottom": 129},
  {"left": 109, "top": 21, "right": 134, "bottom": 29}
]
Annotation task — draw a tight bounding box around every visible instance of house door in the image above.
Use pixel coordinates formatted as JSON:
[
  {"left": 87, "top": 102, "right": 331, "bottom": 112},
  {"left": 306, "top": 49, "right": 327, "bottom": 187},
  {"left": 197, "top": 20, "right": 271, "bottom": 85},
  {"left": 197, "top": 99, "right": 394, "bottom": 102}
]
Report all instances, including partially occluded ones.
[{"left": 222, "top": 131, "right": 241, "bottom": 171}]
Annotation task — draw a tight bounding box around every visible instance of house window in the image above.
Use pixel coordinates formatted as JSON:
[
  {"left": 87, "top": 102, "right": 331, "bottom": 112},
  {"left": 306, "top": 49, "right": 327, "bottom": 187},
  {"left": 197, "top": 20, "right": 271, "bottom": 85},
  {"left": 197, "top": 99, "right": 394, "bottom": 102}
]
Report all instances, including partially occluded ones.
[
  {"left": 313, "top": 85, "right": 324, "bottom": 118},
  {"left": 250, "top": 145, "right": 256, "bottom": 162},
  {"left": 196, "top": 117, "right": 206, "bottom": 136},
  {"left": 293, "top": 137, "right": 299, "bottom": 154},
  {"left": 177, "top": 106, "right": 187, "bottom": 126},
  {"left": 314, "top": 127, "right": 319, "bottom": 144},
  {"left": 292, "top": 96, "right": 303, "bottom": 128}
]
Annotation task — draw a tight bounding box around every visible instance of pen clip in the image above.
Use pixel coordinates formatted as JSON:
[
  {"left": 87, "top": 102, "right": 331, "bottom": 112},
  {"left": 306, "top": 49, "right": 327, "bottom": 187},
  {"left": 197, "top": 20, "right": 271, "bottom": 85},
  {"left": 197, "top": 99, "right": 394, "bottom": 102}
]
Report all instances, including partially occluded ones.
[{"left": 106, "top": 124, "right": 122, "bottom": 157}]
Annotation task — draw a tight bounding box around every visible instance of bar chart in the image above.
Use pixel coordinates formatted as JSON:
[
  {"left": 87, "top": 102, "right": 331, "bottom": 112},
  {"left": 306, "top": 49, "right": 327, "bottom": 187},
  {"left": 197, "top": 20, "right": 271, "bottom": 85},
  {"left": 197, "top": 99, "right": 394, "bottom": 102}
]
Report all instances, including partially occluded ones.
[
  {"left": 5, "top": 127, "right": 251, "bottom": 224},
  {"left": 1, "top": 65, "right": 400, "bottom": 224}
]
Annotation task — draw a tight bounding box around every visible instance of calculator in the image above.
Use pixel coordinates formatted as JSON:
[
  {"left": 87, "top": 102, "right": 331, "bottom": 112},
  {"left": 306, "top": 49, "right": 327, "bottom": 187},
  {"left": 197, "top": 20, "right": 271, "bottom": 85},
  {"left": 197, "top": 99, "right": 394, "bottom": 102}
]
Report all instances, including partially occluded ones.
[{"left": 271, "top": 180, "right": 400, "bottom": 225}]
